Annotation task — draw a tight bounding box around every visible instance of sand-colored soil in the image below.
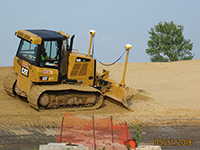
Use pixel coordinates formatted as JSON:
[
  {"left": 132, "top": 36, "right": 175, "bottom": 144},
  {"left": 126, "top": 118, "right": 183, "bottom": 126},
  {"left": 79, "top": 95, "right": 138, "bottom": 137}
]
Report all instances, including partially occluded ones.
[{"left": 0, "top": 59, "right": 200, "bottom": 127}]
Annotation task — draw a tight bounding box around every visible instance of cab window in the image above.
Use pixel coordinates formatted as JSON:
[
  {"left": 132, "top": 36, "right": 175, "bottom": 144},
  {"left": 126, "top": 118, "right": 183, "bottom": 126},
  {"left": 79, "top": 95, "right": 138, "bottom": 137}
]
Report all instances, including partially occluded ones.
[
  {"left": 17, "top": 40, "right": 38, "bottom": 64},
  {"left": 40, "top": 41, "right": 60, "bottom": 68}
]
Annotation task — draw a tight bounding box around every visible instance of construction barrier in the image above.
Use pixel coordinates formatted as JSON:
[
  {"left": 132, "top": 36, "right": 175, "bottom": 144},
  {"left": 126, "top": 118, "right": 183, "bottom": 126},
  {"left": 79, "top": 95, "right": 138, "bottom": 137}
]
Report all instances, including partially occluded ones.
[
  {"left": 56, "top": 112, "right": 133, "bottom": 150},
  {"left": 136, "top": 145, "right": 162, "bottom": 150},
  {"left": 39, "top": 143, "right": 88, "bottom": 150}
]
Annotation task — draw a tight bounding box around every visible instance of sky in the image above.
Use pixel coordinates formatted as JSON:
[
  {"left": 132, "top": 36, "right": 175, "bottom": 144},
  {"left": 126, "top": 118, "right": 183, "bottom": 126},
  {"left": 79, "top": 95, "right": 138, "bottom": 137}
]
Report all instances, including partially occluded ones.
[{"left": 0, "top": 0, "right": 200, "bottom": 66}]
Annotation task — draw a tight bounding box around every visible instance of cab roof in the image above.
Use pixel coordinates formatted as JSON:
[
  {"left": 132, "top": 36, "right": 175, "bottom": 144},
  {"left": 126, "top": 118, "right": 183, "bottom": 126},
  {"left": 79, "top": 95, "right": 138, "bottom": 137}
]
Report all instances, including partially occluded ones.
[{"left": 15, "top": 29, "right": 69, "bottom": 45}]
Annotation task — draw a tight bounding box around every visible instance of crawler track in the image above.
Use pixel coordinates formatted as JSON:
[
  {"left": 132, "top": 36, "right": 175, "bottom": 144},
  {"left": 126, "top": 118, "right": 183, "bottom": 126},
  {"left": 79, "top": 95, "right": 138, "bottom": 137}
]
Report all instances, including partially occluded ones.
[
  {"left": 3, "top": 72, "right": 17, "bottom": 97},
  {"left": 28, "top": 84, "right": 104, "bottom": 111}
]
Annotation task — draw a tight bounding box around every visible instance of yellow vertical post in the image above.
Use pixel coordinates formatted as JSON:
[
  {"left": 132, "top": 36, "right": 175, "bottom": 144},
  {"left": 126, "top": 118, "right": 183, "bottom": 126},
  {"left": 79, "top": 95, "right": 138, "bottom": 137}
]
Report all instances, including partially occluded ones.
[
  {"left": 88, "top": 30, "right": 96, "bottom": 57},
  {"left": 120, "top": 44, "right": 132, "bottom": 86}
]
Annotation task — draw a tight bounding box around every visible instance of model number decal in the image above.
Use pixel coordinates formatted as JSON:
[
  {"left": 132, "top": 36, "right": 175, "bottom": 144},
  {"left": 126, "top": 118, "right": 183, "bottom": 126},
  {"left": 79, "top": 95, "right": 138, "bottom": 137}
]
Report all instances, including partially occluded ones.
[
  {"left": 40, "top": 76, "right": 49, "bottom": 81},
  {"left": 21, "top": 66, "right": 29, "bottom": 77}
]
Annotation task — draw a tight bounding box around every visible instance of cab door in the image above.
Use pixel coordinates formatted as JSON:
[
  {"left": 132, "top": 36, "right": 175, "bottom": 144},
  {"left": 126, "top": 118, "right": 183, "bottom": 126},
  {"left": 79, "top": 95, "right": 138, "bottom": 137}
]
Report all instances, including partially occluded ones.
[{"left": 14, "top": 39, "right": 39, "bottom": 97}]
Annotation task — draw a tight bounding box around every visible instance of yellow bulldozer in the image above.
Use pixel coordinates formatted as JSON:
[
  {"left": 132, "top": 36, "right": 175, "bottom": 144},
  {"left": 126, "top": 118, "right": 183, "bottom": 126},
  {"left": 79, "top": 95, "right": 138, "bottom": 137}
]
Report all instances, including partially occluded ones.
[{"left": 3, "top": 29, "right": 132, "bottom": 110}]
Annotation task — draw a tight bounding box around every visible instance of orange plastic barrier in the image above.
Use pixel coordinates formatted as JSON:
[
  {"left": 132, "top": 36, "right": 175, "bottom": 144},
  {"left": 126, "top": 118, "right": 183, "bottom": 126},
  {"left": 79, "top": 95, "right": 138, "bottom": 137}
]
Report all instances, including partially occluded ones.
[{"left": 56, "top": 112, "right": 132, "bottom": 149}]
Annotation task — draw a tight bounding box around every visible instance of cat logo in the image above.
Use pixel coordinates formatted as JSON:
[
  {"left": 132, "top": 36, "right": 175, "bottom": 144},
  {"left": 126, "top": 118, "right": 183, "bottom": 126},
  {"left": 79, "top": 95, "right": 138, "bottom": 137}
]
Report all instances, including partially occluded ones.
[{"left": 21, "top": 66, "right": 29, "bottom": 77}]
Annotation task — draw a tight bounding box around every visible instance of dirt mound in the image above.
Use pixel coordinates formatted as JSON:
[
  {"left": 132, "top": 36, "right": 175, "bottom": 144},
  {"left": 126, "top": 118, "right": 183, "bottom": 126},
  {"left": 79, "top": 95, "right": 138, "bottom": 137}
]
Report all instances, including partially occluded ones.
[{"left": 0, "top": 59, "right": 200, "bottom": 127}]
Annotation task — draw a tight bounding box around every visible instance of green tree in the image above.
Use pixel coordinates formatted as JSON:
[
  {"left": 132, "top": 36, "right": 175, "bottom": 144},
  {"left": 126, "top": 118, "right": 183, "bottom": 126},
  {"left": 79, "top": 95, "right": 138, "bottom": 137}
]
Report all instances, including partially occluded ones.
[{"left": 146, "top": 21, "right": 194, "bottom": 62}]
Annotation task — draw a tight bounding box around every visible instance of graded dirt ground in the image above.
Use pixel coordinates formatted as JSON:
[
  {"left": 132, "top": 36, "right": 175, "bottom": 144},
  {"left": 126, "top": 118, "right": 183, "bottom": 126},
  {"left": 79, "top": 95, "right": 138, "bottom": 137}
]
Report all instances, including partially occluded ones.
[
  {"left": 0, "top": 60, "right": 200, "bottom": 149},
  {"left": 1, "top": 60, "right": 200, "bottom": 127}
]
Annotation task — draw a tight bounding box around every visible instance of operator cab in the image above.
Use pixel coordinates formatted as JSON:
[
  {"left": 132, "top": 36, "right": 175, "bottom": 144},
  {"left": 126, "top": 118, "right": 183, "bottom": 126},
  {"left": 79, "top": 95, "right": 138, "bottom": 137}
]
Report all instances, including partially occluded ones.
[
  {"left": 14, "top": 29, "right": 95, "bottom": 86},
  {"left": 16, "top": 30, "right": 69, "bottom": 69}
]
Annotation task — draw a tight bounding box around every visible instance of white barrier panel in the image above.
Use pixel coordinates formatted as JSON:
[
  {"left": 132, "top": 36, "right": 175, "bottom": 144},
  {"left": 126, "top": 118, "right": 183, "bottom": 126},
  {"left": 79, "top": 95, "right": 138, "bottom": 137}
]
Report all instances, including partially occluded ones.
[
  {"left": 136, "top": 145, "right": 162, "bottom": 150},
  {"left": 39, "top": 143, "right": 88, "bottom": 150},
  {"left": 39, "top": 143, "right": 128, "bottom": 150},
  {"left": 96, "top": 143, "right": 127, "bottom": 150}
]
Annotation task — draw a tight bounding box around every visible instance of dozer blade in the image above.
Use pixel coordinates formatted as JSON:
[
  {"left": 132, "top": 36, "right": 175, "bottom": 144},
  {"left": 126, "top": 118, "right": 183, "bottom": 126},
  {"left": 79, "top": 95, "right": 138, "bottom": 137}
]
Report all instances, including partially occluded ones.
[
  {"left": 104, "top": 81, "right": 130, "bottom": 110},
  {"left": 97, "top": 44, "right": 132, "bottom": 110}
]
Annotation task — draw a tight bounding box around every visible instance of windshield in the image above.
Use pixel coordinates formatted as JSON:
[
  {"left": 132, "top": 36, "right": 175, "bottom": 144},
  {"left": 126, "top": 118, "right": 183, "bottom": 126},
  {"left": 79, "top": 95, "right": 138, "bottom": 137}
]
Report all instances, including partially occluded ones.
[{"left": 17, "top": 40, "right": 38, "bottom": 63}]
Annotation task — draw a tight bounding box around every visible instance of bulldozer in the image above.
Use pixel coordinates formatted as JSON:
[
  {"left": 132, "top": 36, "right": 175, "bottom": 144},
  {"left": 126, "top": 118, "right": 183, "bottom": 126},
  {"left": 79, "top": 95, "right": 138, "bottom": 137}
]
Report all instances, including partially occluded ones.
[{"left": 3, "top": 29, "right": 132, "bottom": 110}]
